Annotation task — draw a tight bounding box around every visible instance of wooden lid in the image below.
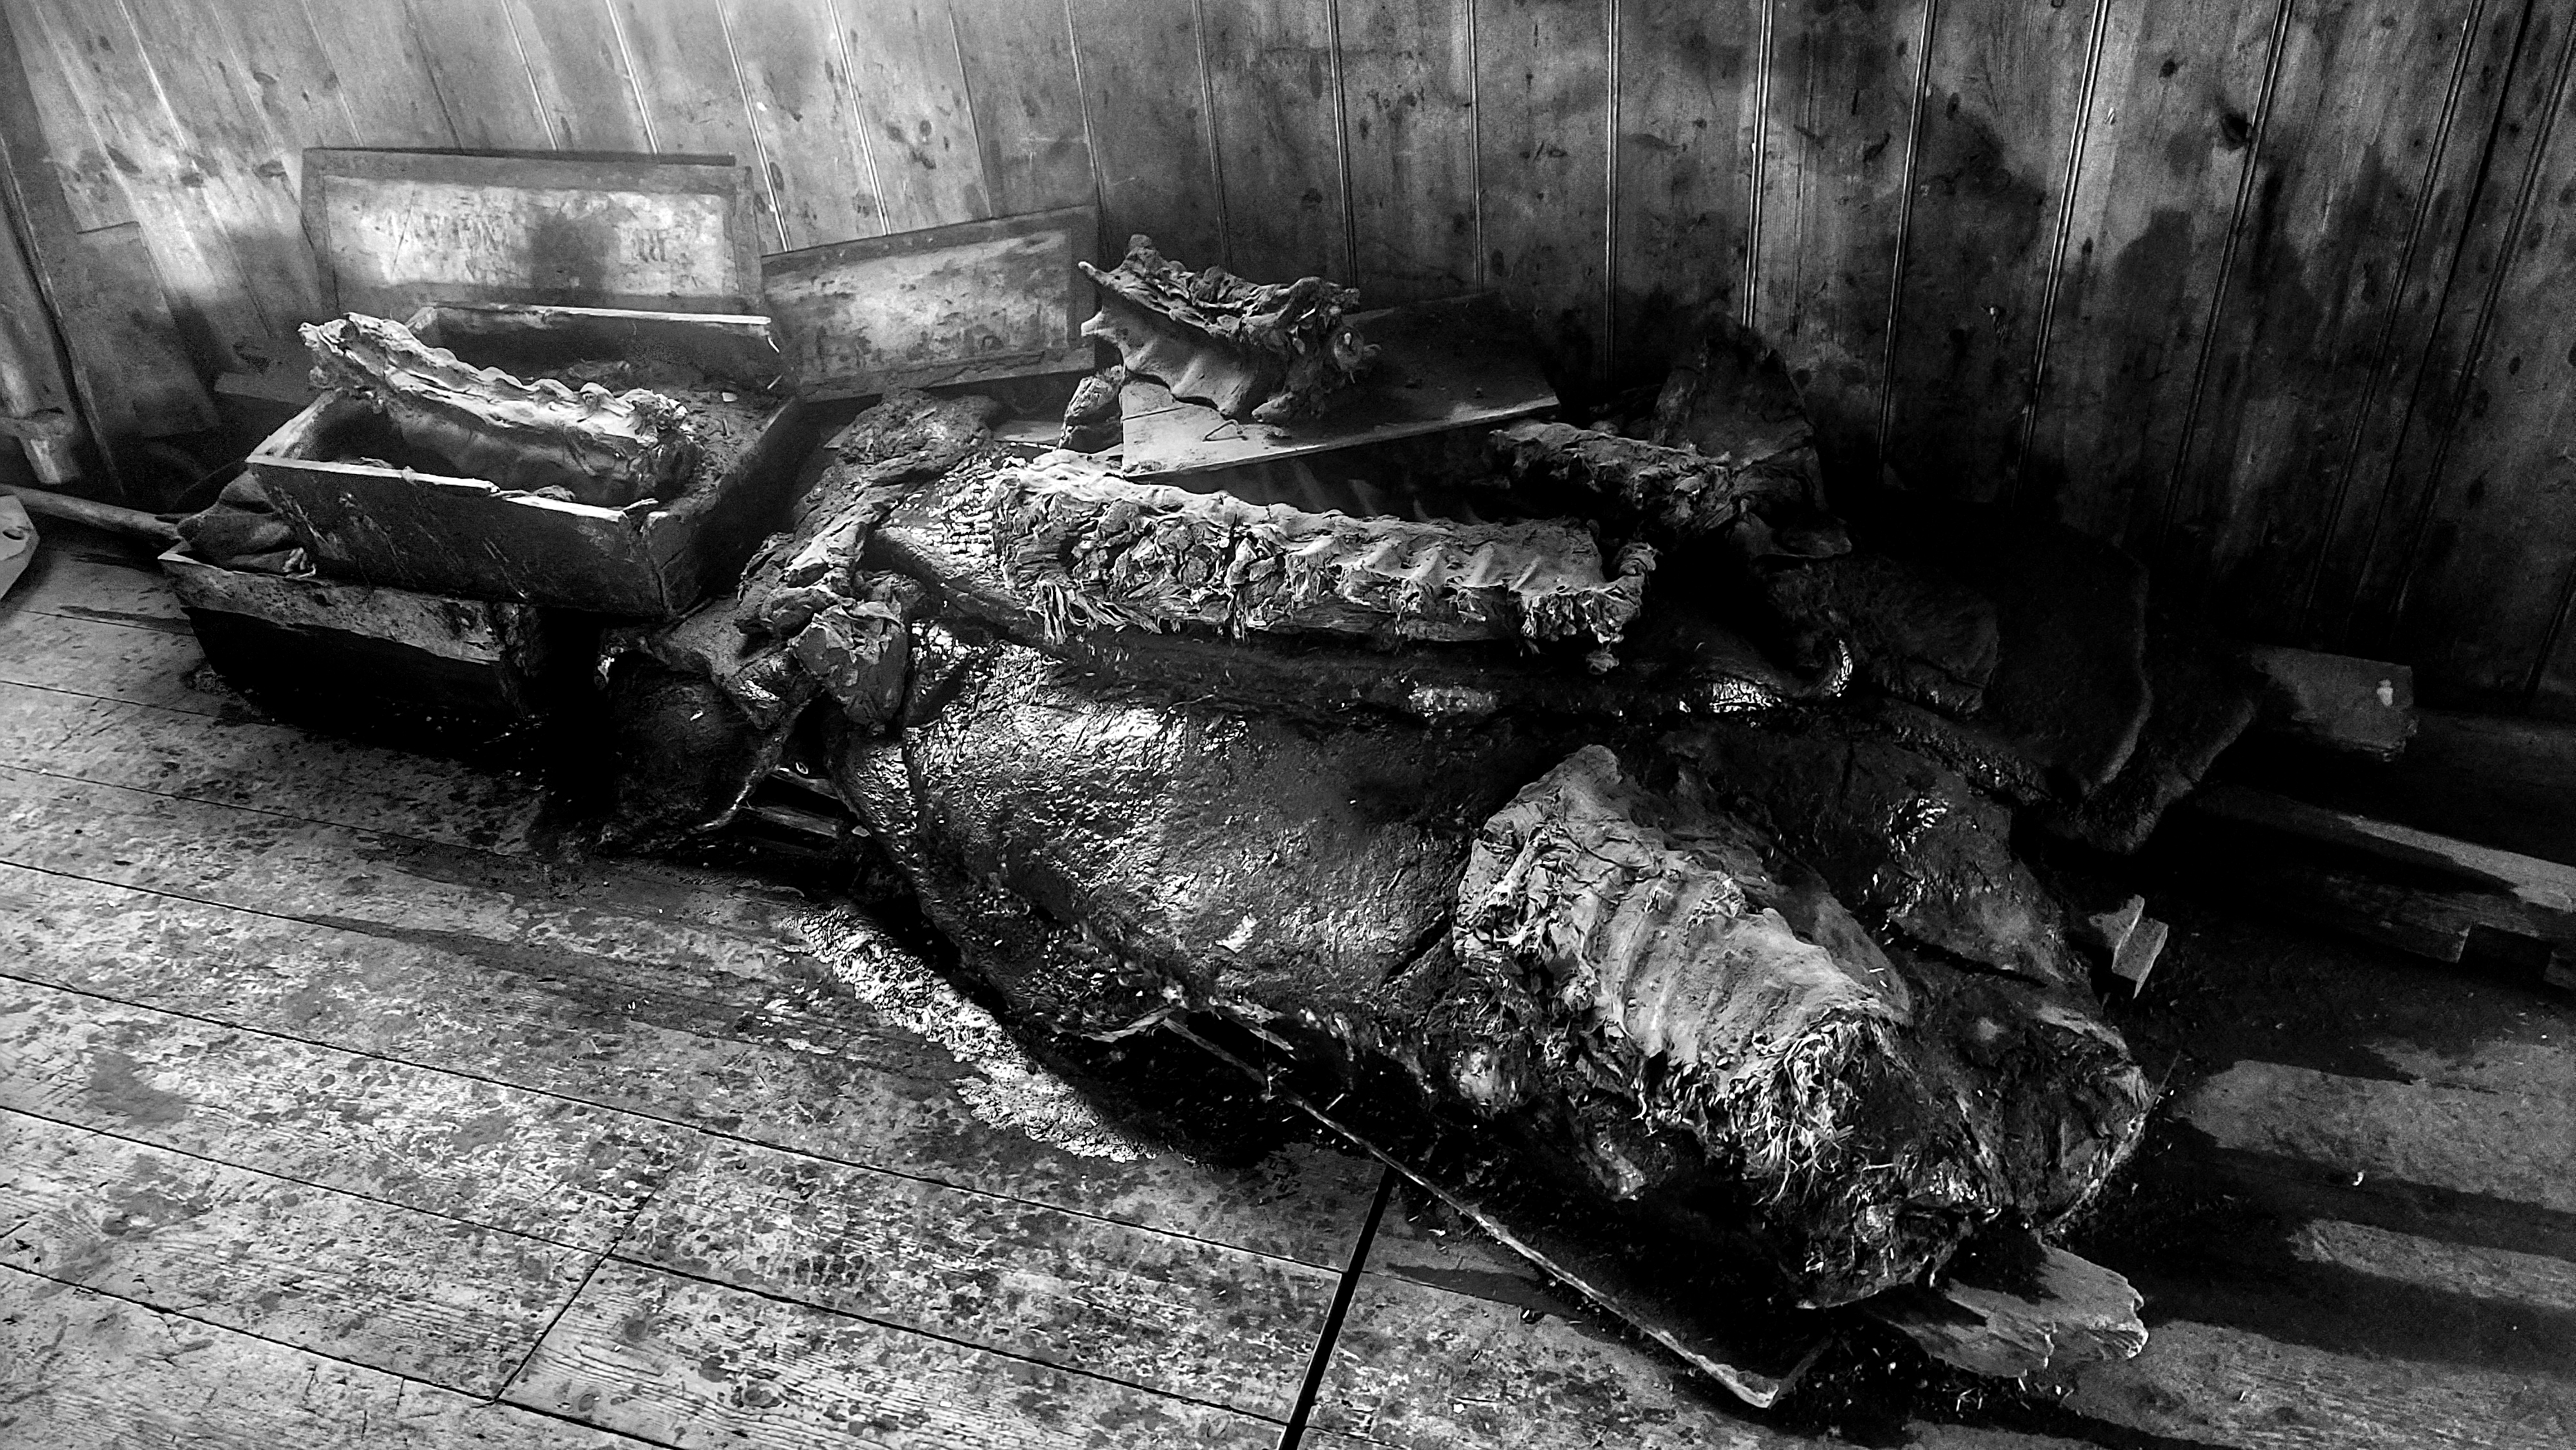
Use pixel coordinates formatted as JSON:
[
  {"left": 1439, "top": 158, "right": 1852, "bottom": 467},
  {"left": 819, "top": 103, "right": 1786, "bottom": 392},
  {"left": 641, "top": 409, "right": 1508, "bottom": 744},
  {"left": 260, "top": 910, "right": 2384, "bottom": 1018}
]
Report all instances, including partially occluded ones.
[
  {"left": 759, "top": 205, "right": 1099, "bottom": 399},
  {"left": 302, "top": 149, "right": 762, "bottom": 319}
]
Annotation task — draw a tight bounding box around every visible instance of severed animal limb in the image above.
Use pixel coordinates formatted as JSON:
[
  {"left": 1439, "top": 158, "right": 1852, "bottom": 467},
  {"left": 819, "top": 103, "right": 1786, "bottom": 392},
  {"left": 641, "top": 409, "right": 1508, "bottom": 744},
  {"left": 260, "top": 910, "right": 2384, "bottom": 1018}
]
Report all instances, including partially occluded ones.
[
  {"left": 1078, "top": 234, "right": 1378, "bottom": 422},
  {"left": 990, "top": 458, "right": 1654, "bottom": 650},
  {"left": 302, "top": 313, "right": 699, "bottom": 507}
]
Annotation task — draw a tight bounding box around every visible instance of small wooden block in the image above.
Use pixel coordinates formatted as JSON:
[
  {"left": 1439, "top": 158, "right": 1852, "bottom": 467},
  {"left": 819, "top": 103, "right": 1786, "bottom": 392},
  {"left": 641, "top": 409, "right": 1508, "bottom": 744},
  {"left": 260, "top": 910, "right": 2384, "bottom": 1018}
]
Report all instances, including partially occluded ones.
[
  {"left": 2244, "top": 643, "right": 2417, "bottom": 760},
  {"left": 1115, "top": 293, "right": 1559, "bottom": 478},
  {"left": 2111, "top": 916, "right": 2170, "bottom": 992}
]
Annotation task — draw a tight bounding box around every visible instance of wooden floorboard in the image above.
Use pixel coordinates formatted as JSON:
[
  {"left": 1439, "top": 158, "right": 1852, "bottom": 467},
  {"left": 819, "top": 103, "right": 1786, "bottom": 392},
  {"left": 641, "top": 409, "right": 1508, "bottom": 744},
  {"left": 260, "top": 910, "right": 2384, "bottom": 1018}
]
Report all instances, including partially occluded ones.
[
  {"left": 0, "top": 611, "right": 211, "bottom": 713},
  {"left": 0, "top": 1108, "right": 593, "bottom": 1395},
  {"left": 0, "top": 1266, "right": 656, "bottom": 1449},
  {"left": 502, "top": 1260, "right": 1285, "bottom": 1449},
  {"left": 0, "top": 976, "right": 685, "bottom": 1248},
  {"left": 619, "top": 1136, "right": 1340, "bottom": 1419}
]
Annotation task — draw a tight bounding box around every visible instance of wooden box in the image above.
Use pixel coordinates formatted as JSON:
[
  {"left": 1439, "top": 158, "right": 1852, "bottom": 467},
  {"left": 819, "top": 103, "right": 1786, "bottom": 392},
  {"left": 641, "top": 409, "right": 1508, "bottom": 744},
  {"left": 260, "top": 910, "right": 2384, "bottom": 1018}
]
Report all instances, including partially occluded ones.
[
  {"left": 253, "top": 150, "right": 811, "bottom": 617},
  {"left": 160, "top": 545, "right": 551, "bottom": 738}
]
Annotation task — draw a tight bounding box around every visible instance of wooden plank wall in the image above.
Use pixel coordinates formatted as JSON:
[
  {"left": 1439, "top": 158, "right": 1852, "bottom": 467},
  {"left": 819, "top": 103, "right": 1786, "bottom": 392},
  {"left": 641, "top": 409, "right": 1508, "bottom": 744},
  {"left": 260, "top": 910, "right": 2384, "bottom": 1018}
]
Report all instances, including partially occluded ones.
[{"left": 6, "top": 0, "right": 2576, "bottom": 715}]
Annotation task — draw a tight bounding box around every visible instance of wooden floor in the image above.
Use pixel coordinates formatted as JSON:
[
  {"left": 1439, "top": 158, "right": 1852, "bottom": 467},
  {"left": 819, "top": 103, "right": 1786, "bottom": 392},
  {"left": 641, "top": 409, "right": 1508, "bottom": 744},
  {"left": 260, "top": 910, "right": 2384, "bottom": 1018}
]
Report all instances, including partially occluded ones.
[{"left": 1, "top": 524, "right": 2570, "bottom": 1449}]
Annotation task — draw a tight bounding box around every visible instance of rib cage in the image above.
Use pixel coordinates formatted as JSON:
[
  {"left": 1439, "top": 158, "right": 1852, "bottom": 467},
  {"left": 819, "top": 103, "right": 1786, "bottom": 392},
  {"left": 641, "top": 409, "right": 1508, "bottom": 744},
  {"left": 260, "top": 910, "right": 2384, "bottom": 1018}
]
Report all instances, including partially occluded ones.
[{"left": 989, "top": 460, "right": 1654, "bottom": 648}]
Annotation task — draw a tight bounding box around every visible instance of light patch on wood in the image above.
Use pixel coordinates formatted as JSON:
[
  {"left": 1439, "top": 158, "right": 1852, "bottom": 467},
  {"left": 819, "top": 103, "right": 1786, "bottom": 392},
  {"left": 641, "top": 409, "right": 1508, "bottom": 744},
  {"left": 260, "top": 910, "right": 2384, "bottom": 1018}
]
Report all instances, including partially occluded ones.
[
  {"left": 0, "top": 1266, "right": 646, "bottom": 1450},
  {"left": 315, "top": 179, "right": 743, "bottom": 314},
  {"left": 799, "top": 906, "right": 1144, "bottom": 1162},
  {"left": 504, "top": 1260, "right": 1281, "bottom": 1447},
  {"left": 0, "top": 1111, "right": 589, "bottom": 1394}
]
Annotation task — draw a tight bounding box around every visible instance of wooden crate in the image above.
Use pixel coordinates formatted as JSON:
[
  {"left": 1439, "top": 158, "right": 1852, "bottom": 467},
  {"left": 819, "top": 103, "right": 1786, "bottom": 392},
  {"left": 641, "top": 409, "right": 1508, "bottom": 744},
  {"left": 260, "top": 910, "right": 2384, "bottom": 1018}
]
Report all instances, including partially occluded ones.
[
  {"left": 252, "top": 151, "right": 812, "bottom": 618},
  {"left": 159, "top": 545, "right": 551, "bottom": 737}
]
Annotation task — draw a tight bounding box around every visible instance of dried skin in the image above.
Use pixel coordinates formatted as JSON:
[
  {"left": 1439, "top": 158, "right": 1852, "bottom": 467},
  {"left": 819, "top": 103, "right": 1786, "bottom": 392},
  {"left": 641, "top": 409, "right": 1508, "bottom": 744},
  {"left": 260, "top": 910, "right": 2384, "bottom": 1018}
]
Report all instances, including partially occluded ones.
[
  {"left": 1079, "top": 234, "right": 1378, "bottom": 422},
  {"left": 990, "top": 458, "right": 1654, "bottom": 650},
  {"left": 1488, "top": 420, "right": 1844, "bottom": 556},
  {"left": 303, "top": 314, "right": 698, "bottom": 507}
]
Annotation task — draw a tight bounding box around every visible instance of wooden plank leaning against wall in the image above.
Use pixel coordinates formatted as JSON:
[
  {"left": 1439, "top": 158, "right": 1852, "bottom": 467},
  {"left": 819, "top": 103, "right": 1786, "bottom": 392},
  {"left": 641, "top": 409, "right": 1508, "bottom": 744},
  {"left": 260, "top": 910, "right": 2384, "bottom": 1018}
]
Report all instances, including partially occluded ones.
[{"left": 8, "top": 0, "right": 2576, "bottom": 715}]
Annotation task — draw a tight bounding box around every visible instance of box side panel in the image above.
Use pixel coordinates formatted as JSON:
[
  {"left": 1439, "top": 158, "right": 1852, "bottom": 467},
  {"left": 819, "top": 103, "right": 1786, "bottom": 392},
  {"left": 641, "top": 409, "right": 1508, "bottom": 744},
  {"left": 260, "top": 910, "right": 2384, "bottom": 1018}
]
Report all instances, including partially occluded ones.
[
  {"left": 645, "top": 397, "right": 828, "bottom": 613},
  {"left": 254, "top": 460, "right": 667, "bottom": 616},
  {"left": 303, "top": 151, "right": 759, "bottom": 317},
  {"left": 763, "top": 207, "right": 1101, "bottom": 397}
]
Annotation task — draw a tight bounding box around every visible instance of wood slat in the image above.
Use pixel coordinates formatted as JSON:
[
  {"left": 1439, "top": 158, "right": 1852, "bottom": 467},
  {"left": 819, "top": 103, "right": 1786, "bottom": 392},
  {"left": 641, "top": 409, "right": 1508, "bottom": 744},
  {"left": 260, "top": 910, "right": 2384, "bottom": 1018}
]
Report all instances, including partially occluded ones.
[
  {"left": 2067, "top": 1317, "right": 2573, "bottom": 1450},
  {"left": 2167, "top": 0, "right": 2510, "bottom": 631},
  {"left": 1880, "top": 0, "right": 2107, "bottom": 503},
  {"left": 605, "top": 2, "right": 773, "bottom": 241},
  {"left": 1472, "top": 0, "right": 1610, "bottom": 388},
  {"left": 620, "top": 1136, "right": 1337, "bottom": 1418},
  {"left": 0, "top": 1109, "right": 592, "bottom": 1394},
  {"left": 947, "top": 0, "right": 1097, "bottom": 218},
  {"left": 296, "top": 0, "right": 459, "bottom": 149},
  {"left": 4, "top": 531, "right": 188, "bottom": 623},
  {"left": 0, "top": 683, "right": 541, "bottom": 854},
  {"left": 504, "top": 1259, "right": 1283, "bottom": 1447},
  {"left": 504, "top": 0, "right": 653, "bottom": 152},
  {"left": 1061, "top": 0, "right": 1224, "bottom": 263},
  {"left": 0, "top": 614, "right": 209, "bottom": 715},
  {"left": 0, "top": 1268, "right": 654, "bottom": 1449},
  {"left": 404, "top": 0, "right": 556, "bottom": 150},
  {"left": 2391, "top": 32, "right": 2576, "bottom": 710},
  {"left": 0, "top": 854, "right": 1378, "bottom": 1268},
  {"left": 1199, "top": 0, "right": 1352, "bottom": 281},
  {"left": 2319, "top": 6, "right": 2574, "bottom": 664},
  {"left": 0, "top": 978, "right": 685, "bottom": 1248},
  {"left": 2177, "top": 1058, "right": 2575, "bottom": 1214},
  {"left": 1750, "top": 0, "right": 1933, "bottom": 466},
  {"left": 1304, "top": 1270, "right": 1811, "bottom": 1449},
  {"left": 723, "top": 0, "right": 886, "bottom": 248},
  {"left": 834, "top": 0, "right": 990, "bottom": 233},
  {"left": 1607, "top": 0, "right": 1763, "bottom": 384},
  {"left": 12, "top": 0, "right": 272, "bottom": 369},
  {"left": 1336, "top": 0, "right": 1479, "bottom": 305},
  {"left": 0, "top": 1, "right": 137, "bottom": 233}
]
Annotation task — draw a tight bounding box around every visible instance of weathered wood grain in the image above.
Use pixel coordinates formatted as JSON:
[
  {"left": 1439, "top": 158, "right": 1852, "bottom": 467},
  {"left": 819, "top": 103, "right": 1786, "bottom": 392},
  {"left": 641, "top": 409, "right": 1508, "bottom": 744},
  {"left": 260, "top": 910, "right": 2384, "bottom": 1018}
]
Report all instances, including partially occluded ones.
[
  {"left": 947, "top": 0, "right": 1096, "bottom": 218},
  {"left": 1199, "top": 0, "right": 1352, "bottom": 281},
  {"left": 0, "top": 683, "right": 541, "bottom": 854},
  {"left": 71, "top": 223, "right": 220, "bottom": 440},
  {"left": 834, "top": 0, "right": 990, "bottom": 233},
  {"left": 2316, "top": 6, "right": 2574, "bottom": 663},
  {"left": 0, "top": 979, "right": 685, "bottom": 1247},
  {"left": 10, "top": 531, "right": 187, "bottom": 622},
  {"left": 1472, "top": 0, "right": 1609, "bottom": 388},
  {"left": 0, "top": 1268, "right": 655, "bottom": 1449},
  {"left": 502, "top": 0, "right": 653, "bottom": 152},
  {"left": 621, "top": 1137, "right": 1338, "bottom": 1417},
  {"left": 1337, "top": 0, "right": 1479, "bottom": 305},
  {"left": 504, "top": 1260, "right": 1284, "bottom": 1447},
  {"left": 1750, "top": 0, "right": 1933, "bottom": 467},
  {"left": 1881, "top": 0, "right": 2105, "bottom": 504},
  {"left": 1608, "top": 0, "right": 1763, "bottom": 385},
  {"left": 0, "top": 1109, "right": 593, "bottom": 1393},
  {"left": 2385, "top": 24, "right": 2576, "bottom": 711},
  {"left": 0, "top": 1, "right": 137, "bottom": 234},
  {"left": 2168, "top": 0, "right": 2508, "bottom": 630},
  {"left": 1306, "top": 1269, "right": 1808, "bottom": 1449},
  {"left": 12, "top": 0, "right": 272, "bottom": 369},
  {"left": 2179, "top": 1058, "right": 2575, "bottom": 1214},
  {"left": 2067, "top": 1316, "right": 2573, "bottom": 1450},
  {"left": 1061, "top": 0, "right": 1226, "bottom": 263},
  {"left": 404, "top": 0, "right": 558, "bottom": 150},
  {"left": 0, "top": 856, "right": 1379, "bottom": 1269},
  {"left": 297, "top": 0, "right": 459, "bottom": 150},
  {"left": 606, "top": 2, "right": 775, "bottom": 243},
  {"left": 723, "top": 0, "right": 885, "bottom": 248},
  {"left": 111, "top": 0, "right": 332, "bottom": 353},
  {"left": 0, "top": 614, "right": 209, "bottom": 714}
]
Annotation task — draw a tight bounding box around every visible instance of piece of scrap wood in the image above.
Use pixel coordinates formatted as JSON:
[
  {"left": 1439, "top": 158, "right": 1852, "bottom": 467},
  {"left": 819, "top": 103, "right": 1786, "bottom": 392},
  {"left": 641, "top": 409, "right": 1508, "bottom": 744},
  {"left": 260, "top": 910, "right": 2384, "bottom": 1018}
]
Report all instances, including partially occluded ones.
[
  {"left": 1869, "top": 1236, "right": 2147, "bottom": 1380},
  {"left": 2244, "top": 643, "right": 2416, "bottom": 759},
  {"left": 2112, "top": 916, "right": 2170, "bottom": 993},
  {"left": 2192, "top": 784, "right": 2576, "bottom": 915},
  {"left": 1116, "top": 292, "right": 1557, "bottom": 478},
  {"left": 0, "top": 494, "right": 32, "bottom": 597}
]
